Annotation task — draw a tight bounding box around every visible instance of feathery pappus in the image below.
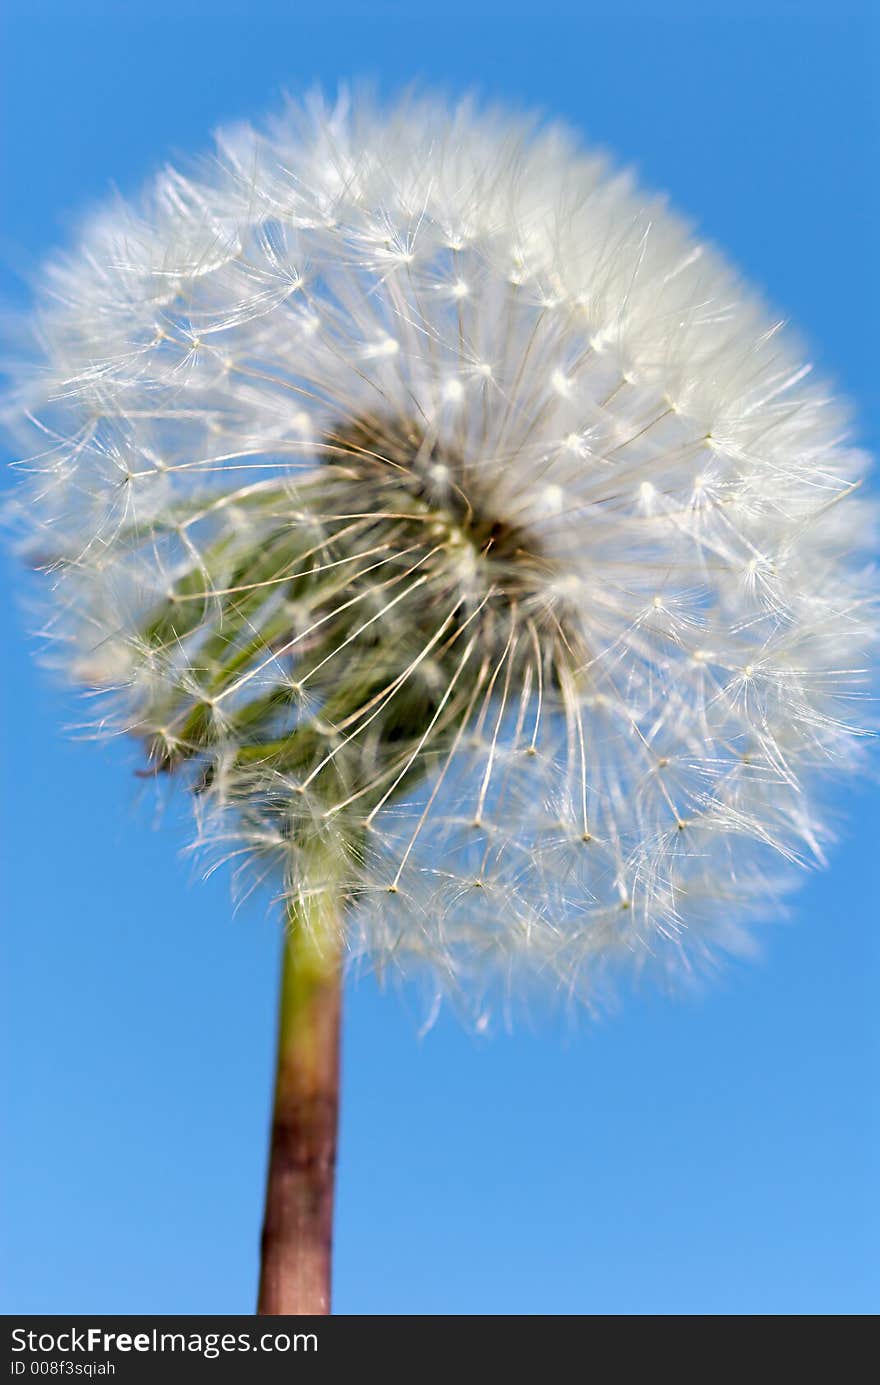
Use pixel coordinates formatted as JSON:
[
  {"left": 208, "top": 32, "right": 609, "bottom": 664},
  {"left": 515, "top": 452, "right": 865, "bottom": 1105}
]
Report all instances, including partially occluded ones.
[{"left": 8, "top": 90, "right": 877, "bottom": 1012}]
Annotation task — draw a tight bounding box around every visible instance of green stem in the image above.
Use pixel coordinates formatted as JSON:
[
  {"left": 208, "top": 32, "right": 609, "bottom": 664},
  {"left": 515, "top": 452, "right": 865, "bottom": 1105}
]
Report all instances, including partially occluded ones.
[{"left": 257, "top": 858, "right": 343, "bottom": 1316}]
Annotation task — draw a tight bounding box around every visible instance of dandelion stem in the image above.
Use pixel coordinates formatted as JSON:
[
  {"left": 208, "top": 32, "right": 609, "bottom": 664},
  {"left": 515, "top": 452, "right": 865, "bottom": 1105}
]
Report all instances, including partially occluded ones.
[{"left": 257, "top": 861, "right": 343, "bottom": 1316}]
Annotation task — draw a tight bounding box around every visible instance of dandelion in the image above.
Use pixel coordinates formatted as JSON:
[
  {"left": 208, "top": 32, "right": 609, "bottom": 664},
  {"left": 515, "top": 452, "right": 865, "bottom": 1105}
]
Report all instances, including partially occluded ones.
[{"left": 7, "top": 90, "right": 876, "bottom": 1313}]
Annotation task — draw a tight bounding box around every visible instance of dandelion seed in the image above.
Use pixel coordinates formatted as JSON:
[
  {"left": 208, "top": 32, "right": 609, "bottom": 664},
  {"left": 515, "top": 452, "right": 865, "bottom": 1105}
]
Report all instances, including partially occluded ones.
[{"left": 6, "top": 89, "right": 877, "bottom": 1313}]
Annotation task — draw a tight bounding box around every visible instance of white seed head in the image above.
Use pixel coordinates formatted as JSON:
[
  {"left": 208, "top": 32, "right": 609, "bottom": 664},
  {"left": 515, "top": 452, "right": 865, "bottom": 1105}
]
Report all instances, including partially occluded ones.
[{"left": 6, "top": 90, "right": 877, "bottom": 1011}]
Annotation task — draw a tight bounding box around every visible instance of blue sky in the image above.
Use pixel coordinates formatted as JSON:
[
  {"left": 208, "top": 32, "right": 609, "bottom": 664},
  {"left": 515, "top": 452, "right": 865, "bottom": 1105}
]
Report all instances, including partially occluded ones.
[{"left": 1, "top": 2, "right": 877, "bottom": 1315}]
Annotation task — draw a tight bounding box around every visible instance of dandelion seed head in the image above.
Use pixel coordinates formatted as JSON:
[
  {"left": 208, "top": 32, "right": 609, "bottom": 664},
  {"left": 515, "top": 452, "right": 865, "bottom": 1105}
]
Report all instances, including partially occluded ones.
[{"left": 6, "top": 89, "right": 877, "bottom": 1013}]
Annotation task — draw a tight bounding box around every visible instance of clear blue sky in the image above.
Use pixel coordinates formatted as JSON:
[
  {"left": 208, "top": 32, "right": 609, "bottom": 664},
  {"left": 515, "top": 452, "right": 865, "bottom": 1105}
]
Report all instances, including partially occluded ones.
[{"left": 1, "top": 1, "right": 877, "bottom": 1315}]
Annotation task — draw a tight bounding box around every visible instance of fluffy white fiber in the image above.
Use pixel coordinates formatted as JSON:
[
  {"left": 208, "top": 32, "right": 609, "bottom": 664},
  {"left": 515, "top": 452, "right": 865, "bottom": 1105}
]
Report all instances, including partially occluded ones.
[{"left": 8, "top": 89, "right": 877, "bottom": 1009}]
